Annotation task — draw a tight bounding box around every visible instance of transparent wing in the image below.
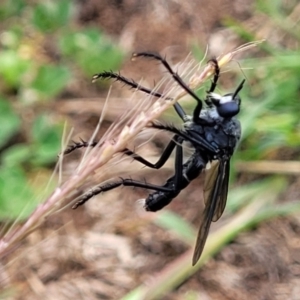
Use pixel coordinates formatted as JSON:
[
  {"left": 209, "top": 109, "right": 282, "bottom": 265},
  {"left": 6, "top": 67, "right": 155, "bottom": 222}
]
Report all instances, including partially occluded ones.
[
  {"left": 214, "top": 161, "right": 230, "bottom": 221},
  {"left": 192, "top": 159, "right": 229, "bottom": 266},
  {"left": 203, "top": 160, "right": 220, "bottom": 206},
  {"left": 203, "top": 160, "right": 230, "bottom": 221}
]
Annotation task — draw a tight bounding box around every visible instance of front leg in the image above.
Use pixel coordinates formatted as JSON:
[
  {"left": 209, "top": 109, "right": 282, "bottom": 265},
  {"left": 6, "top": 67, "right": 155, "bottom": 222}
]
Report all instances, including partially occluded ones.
[
  {"left": 133, "top": 52, "right": 204, "bottom": 115},
  {"left": 63, "top": 140, "right": 98, "bottom": 155}
]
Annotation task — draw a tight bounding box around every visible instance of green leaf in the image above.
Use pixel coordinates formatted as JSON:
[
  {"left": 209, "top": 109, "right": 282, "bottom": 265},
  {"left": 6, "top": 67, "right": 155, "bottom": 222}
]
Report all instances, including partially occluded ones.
[
  {"left": 32, "top": 0, "right": 72, "bottom": 32},
  {"left": 154, "top": 210, "right": 196, "bottom": 245},
  {"left": 59, "top": 28, "right": 124, "bottom": 75},
  {"left": 0, "top": 0, "right": 25, "bottom": 20},
  {"left": 0, "top": 50, "right": 30, "bottom": 87},
  {"left": 0, "top": 166, "right": 37, "bottom": 220},
  {"left": 30, "top": 114, "right": 61, "bottom": 165},
  {"left": 30, "top": 65, "right": 71, "bottom": 100},
  {"left": 0, "top": 97, "right": 20, "bottom": 147},
  {"left": 1, "top": 144, "right": 31, "bottom": 166}
]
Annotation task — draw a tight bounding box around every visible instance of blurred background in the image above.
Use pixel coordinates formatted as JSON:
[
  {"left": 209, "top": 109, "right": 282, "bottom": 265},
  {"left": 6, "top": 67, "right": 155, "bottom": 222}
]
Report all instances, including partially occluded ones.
[{"left": 0, "top": 0, "right": 300, "bottom": 299}]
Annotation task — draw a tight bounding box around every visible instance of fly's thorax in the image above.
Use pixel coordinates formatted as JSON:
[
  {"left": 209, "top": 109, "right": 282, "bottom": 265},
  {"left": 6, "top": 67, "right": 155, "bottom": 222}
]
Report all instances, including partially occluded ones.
[
  {"left": 199, "top": 106, "right": 228, "bottom": 126},
  {"left": 206, "top": 107, "right": 220, "bottom": 121},
  {"left": 200, "top": 117, "right": 240, "bottom": 156},
  {"left": 200, "top": 107, "right": 219, "bottom": 121},
  {"left": 222, "top": 118, "right": 241, "bottom": 142}
]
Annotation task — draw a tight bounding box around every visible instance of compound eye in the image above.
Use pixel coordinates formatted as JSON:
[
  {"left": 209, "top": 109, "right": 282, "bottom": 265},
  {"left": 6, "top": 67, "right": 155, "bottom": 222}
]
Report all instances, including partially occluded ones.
[{"left": 217, "top": 101, "right": 240, "bottom": 118}]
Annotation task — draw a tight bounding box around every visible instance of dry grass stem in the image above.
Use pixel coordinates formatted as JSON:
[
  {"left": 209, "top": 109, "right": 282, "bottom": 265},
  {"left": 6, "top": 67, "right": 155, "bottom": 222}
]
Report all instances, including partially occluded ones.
[
  {"left": 236, "top": 160, "right": 300, "bottom": 175},
  {"left": 0, "top": 41, "right": 263, "bottom": 258}
]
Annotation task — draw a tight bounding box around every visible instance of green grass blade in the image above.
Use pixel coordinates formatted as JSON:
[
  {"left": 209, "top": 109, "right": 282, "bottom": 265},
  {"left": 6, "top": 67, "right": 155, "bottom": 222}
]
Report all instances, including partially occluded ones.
[{"left": 153, "top": 210, "right": 196, "bottom": 245}]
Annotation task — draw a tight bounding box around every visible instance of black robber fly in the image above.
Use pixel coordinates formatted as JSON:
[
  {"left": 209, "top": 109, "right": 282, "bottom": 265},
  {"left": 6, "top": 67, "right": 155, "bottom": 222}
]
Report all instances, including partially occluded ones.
[{"left": 65, "top": 52, "right": 244, "bottom": 265}]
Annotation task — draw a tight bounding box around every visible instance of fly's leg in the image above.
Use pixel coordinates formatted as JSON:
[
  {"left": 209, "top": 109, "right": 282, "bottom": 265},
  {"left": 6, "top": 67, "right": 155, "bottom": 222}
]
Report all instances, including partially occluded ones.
[
  {"left": 150, "top": 121, "right": 217, "bottom": 153},
  {"left": 64, "top": 134, "right": 179, "bottom": 166},
  {"left": 93, "top": 71, "right": 187, "bottom": 121},
  {"left": 73, "top": 139, "right": 185, "bottom": 211},
  {"left": 206, "top": 58, "right": 220, "bottom": 94},
  {"left": 133, "top": 52, "right": 203, "bottom": 111},
  {"left": 144, "top": 141, "right": 185, "bottom": 211},
  {"left": 63, "top": 140, "right": 99, "bottom": 155},
  {"left": 123, "top": 135, "right": 179, "bottom": 169},
  {"left": 93, "top": 71, "right": 167, "bottom": 100},
  {"left": 133, "top": 52, "right": 219, "bottom": 124},
  {"left": 72, "top": 177, "right": 176, "bottom": 209}
]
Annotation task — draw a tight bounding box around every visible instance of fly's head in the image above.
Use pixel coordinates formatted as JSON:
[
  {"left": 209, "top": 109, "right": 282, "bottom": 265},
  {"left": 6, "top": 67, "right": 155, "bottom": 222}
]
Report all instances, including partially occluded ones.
[{"left": 208, "top": 79, "right": 245, "bottom": 119}]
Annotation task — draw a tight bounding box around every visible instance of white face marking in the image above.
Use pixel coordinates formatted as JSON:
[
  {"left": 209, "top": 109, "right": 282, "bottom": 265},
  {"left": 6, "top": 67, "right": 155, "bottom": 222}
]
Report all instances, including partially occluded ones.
[
  {"left": 220, "top": 95, "right": 233, "bottom": 104},
  {"left": 209, "top": 92, "right": 222, "bottom": 100}
]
